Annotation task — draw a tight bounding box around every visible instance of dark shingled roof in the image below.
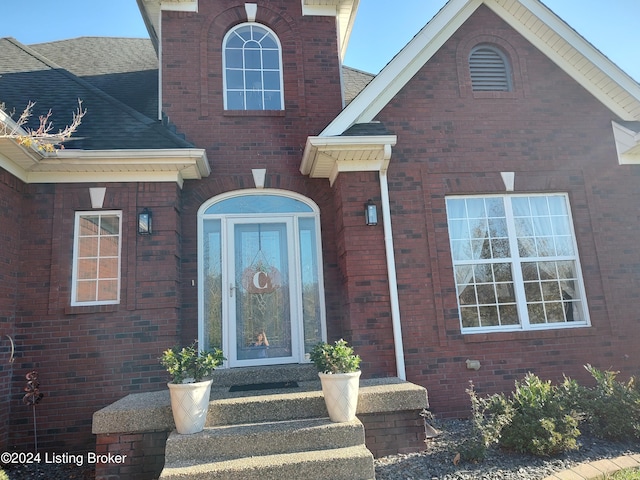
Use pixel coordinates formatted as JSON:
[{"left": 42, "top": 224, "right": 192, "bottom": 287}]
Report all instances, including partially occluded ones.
[
  {"left": 30, "top": 38, "right": 159, "bottom": 120},
  {"left": 1, "top": 36, "right": 376, "bottom": 150},
  {"left": 342, "top": 122, "right": 392, "bottom": 136},
  {"left": 0, "top": 37, "right": 190, "bottom": 150}
]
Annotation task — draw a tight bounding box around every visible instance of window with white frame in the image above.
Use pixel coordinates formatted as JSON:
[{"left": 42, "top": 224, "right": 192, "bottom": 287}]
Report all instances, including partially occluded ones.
[
  {"left": 223, "top": 23, "right": 284, "bottom": 110},
  {"left": 469, "top": 44, "right": 512, "bottom": 91},
  {"left": 71, "top": 211, "right": 122, "bottom": 306},
  {"left": 445, "top": 194, "right": 589, "bottom": 333}
]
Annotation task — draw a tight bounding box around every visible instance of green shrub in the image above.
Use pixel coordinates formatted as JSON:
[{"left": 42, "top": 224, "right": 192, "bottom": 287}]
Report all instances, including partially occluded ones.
[
  {"left": 578, "top": 365, "right": 640, "bottom": 441},
  {"left": 0, "top": 468, "right": 7, "bottom": 480},
  {"left": 498, "top": 373, "right": 580, "bottom": 456},
  {"left": 458, "top": 382, "right": 513, "bottom": 462},
  {"left": 309, "top": 339, "right": 361, "bottom": 374},
  {"left": 160, "top": 341, "right": 225, "bottom": 384}
]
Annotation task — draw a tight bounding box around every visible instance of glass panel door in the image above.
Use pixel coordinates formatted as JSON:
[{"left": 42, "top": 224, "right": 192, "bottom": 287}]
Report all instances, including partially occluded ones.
[{"left": 228, "top": 219, "right": 298, "bottom": 366}]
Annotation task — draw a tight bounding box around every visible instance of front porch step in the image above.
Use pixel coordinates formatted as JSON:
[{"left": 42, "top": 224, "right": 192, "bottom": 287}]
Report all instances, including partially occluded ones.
[
  {"left": 95, "top": 375, "right": 429, "bottom": 480},
  {"left": 208, "top": 363, "right": 319, "bottom": 387},
  {"left": 161, "top": 381, "right": 375, "bottom": 480},
  {"left": 207, "top": 382, "right": 327, "bottom": 425},
  {"left": 165, "top": 417, "right": 364, "bottom": 463},
  {"left": 159, "top": 444, "right": 374, "bottom": 480}
]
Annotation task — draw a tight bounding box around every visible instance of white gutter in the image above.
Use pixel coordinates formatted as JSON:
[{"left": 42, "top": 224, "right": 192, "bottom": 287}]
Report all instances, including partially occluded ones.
[{"left": 379, "top": 167, "right": 406, "bottom": 381}]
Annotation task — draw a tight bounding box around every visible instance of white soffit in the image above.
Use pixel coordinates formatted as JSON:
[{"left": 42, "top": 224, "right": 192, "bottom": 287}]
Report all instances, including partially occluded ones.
[
  {"left": 300, "top": 135, "right": 397, "bottom": 185},
  {"left": 160, "top": 0, "right": 198, "bottom": 11},
  {"left": 486, "top": 0, "right": 640, "bottom": 121},
  {"left": 322, "top": 0, "right": 640, "bottom": 136},
  {"left": 138, "top": 0, "right": 198, "bottom": 49},
  {"left": 0, "top": 141, "right": 210, "bottom": 188}
]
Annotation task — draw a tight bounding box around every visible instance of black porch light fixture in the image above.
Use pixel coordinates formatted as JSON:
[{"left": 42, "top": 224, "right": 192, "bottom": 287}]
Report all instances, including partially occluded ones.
[
  {"left": 138, "top": 208, "right": 153, "bottom": 235},
  {"left": 365, "top": 199, "right": 378, "bottom": 226}
]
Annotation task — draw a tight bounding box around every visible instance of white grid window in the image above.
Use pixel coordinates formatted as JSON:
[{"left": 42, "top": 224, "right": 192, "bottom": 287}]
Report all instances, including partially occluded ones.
[
  {"left": 223, "top": 23, "right": 284, "bottom": 111},
  {"left": 71, "top": 211, "right": 122, "bottom": 306},
  {"left": 446, "top": 194, "right": 589, "bottom": 333}
]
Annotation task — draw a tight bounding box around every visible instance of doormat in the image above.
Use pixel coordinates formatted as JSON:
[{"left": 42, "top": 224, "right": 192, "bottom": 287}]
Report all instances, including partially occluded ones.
[{"left": 229, "top": 381, "right": 299, "bottom": 392}]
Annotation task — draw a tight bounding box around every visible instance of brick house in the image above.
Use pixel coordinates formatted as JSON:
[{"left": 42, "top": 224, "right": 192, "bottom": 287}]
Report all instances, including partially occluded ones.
[{"left": 1, "top": 0, "right": 640, "bottom": 456}]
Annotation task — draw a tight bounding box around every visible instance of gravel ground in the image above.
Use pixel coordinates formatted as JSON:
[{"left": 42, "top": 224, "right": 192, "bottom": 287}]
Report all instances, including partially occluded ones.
[
  {"left": 2, "top": 419, "right": 639, "bottom": 479},
  {"left": 375, "top": 418, "right": 640, "bottom": 480},
  {"left": 1, "top": 462, "right": 94, "bottom": 480}
]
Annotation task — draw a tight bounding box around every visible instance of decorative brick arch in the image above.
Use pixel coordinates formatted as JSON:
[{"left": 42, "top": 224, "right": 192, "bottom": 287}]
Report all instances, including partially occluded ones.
[{"left": 456, "top": 32, "right": 528, "bottom": 99}]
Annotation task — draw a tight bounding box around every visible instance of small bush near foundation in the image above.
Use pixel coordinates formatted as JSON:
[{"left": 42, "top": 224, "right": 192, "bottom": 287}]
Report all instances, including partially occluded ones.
[
  {"left": 498, "top": 373, "right": 580, "bottom": 456},
  {"left": 577, "top": 365, "right": 640, "bottom": 442},
  {"left": 458, "top": 382, "right": 513, "bottom": 462},
  {"left": 460, "top": 373, "right": 581, "bottom": 460}
]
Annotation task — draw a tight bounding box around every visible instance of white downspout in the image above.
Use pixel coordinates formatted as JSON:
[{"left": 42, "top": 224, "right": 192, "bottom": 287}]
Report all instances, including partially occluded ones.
[
  {"left": 379, "top": 154, "right": 406, "bottom": 380},
  {"left": 157, "top": 8, "right": 163, "bottom": 121}
]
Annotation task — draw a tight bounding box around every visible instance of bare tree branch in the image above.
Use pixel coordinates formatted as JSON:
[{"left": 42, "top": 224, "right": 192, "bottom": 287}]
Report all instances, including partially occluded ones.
[{"left": 0, "top": 99, "right": 86, "bottom": 152}]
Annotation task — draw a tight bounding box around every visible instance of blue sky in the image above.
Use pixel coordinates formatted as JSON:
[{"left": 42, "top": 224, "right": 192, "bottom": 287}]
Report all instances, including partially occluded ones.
[{"left": 2, "top": 0, "right": 638, "bottom": 82}]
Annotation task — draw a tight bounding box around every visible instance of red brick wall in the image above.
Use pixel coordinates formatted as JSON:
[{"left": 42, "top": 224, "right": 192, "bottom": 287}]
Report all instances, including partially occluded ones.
[
  {"left": 7, "top": 182, "right": 183, "bottom": 452},
  {"left": 95, "top": 431, "right": 168, "bottom": 480},
  {"left": 331, "top": 172, "right": 397, "bottom": 375},
  {"left": 0, "top": 169, "right": 22, "bottom": 450},
  {"left": 360, "top": 410, "right": 426, "bottom": 458},
  {"left": 363, "top": 5, "right": 640, "bottom": 416},
  {"left": 162, "top": 0, "right": 347, "bottom": 345}
]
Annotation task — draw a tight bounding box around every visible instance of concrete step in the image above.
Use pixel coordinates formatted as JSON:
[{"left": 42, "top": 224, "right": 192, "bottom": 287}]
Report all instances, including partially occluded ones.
[
  {"left": 164, "top": 417, "right": 365, "bottom": 463},
  {"left": 209, "top": 363, "right": 319, "bottom": 387},
  {"left": 207, "top": 381, "right": 327, "bottom": 426},
  {"left": 159, "top": 444, "right": 375, "bottom": 480}
]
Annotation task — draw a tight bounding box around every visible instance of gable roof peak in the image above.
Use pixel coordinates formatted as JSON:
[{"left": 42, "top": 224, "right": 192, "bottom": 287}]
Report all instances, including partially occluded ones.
[{"left": 323, "top": 0, "right": 640, "bottom": 136}]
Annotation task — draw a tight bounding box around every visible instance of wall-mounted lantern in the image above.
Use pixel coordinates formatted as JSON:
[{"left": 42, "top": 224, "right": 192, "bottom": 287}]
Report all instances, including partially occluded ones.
[
  {"left": 365, "top": 199, "right": 378, "bottom": 226},
  {"left": 138, "top": 208, "right": 153, "bottom": 235}
]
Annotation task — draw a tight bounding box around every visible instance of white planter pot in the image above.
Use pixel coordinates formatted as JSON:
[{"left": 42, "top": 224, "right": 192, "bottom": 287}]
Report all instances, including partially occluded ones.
[
  {"left": 318, "top": 371, "right": 361, "bottom": 422},
  {"left": 167, "top": 379, "right": 213, "bottom": 434}
]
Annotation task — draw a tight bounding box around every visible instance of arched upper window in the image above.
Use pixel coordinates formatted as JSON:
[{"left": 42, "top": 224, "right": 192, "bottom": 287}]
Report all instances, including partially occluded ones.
[
  {"left": 469, "top": 44, "right": 512, "bottom": 92},
  {"left": 223, "top": 23, "right": 284, "bottom": 110}
]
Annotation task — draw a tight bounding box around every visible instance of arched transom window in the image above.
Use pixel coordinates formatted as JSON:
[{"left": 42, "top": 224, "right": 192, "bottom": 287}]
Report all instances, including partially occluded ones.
[
  {"left": 469, "top": 44, "right": 512, "bottom": 91},
  {"left": 223, "top": 23, "right": 284, "bottom": 110}
]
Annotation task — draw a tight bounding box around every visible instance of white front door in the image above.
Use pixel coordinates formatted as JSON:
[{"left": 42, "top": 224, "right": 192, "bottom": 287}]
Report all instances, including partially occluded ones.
[
  {"left": 198, "top": 191, "right": 326, "bottom": 369},
  {"left": 227, "top": 218, "right": 299, "bottom": 366}
]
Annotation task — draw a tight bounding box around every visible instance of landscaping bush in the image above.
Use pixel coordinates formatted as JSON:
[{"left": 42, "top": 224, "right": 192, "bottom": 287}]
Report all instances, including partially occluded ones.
[
  {"left": 577, "top": 365, "right": 640, "bottom": 441},
  {"left": 460, "top": 373, "right": 581, "bottom": 460},
  {"left": 0, "top": 468, "right": 7, "bottom": 480},
  {"left": 458, "top": 382, "right": 513, "bottom": 462},
  {"left": 459, "top": 367, "right": 640, "bottom": 463},
  {"left": 496, "top": 373, "right": 581, "bottom": 456}
]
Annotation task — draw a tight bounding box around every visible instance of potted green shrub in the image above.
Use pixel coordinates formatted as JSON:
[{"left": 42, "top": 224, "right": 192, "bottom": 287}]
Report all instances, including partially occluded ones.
[
  {"left": 160, "top": 341, "right": 225, "bottom": 434},
  {"left": 310, "top": 339, "right": 361, "bottom": 422}
]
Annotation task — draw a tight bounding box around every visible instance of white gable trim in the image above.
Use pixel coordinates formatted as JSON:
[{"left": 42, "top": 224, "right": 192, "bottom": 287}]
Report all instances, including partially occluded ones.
[
  {"left": 323, "top": 0, "right": 640, "bottom": 136},
  {"left": 612, "top": 121, "right": 640, "bottom": 165},
  {"left": 322, "top": 0, "right": 481, "bottom": 136},
  {"left": 486, "top": 0, "right": 640, "bottom": 120}
]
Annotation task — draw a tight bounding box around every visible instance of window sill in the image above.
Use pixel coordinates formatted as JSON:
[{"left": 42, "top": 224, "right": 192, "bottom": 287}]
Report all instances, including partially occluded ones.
[
  {"left": 472, "top": 90, "right": 519, "bottom": 99},
  {"left": 462, "top": 324, "right": 593, "bottom": 343},
  {"left": 223, "top": 110, "right": 285, "bottom": 117},
  {"left": 65, "top": 303, "right": 120, "bottom": 315}
]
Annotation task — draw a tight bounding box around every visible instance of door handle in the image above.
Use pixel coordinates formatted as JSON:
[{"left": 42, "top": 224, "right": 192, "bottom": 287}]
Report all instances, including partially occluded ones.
[{"left": 229, "top": 283, "right": 236, "bottom": 297}]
